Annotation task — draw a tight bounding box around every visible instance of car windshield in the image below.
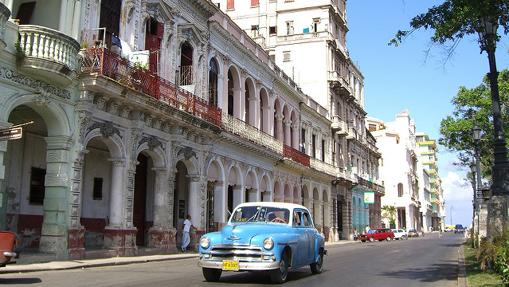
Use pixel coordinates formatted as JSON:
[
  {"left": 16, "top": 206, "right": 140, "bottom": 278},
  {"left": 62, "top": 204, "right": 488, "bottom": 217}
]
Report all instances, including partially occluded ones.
[{"left": 230, "top": 206, "right": 290, "bottom": 224}]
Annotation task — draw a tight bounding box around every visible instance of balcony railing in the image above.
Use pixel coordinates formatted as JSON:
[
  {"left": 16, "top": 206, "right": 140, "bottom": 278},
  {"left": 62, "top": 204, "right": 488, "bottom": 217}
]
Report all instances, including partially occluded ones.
[
  {"left": 310, "top": 158, "right": 336, "bottom": 176},
  {"left": 222, "top": 113, "right": 283, "bottom": 154},
  {"left": 284, "top": 145, "right": 310, "bottom": 167},
  {"left": 80, "top": 48, "right": 221, "bottom": 126}
]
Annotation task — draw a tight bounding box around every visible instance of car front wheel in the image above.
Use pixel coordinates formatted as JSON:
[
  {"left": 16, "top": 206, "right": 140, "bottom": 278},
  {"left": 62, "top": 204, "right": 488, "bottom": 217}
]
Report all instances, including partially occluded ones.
[
  {"left": 310, "top": 251, "right": 323, "bottom": 274},
  {"left": 270, "top": 254, "right": 289, "bottom": 284},
  {"left": 202, "top": 268, "right": 222, "bottom": 282},
  {"left": 369, "top": 237, "right": 374, "bottom": 242}
]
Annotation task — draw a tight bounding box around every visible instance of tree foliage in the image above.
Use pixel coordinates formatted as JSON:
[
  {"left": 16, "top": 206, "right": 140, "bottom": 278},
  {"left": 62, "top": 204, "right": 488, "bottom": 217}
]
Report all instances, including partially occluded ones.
[
  {"left": 390, "top": 0, "right": 509, "bottom": 50},
  {"left": 381, "top": 205, "right": 397, "bottom": 226},
  {"left": 439, "top": 69, "right": 509, "bottom": 177}
]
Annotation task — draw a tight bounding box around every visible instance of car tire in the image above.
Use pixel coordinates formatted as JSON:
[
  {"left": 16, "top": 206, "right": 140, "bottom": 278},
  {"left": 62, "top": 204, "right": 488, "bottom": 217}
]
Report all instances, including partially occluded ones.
[
  {"left": 386, "top": 236, "right": 392, "bottom": 241},
  {"left": 310, "top": 250, "right": 324, "bottom": 274},
  {"left": 270, "top": 253, "right": 289, "bottom": 284},
  {"left": 369, "top": 237, "right": 374, "bottom": 242},
  {"left": 202, "top": 268, "right": 222, "bottom": 282}
]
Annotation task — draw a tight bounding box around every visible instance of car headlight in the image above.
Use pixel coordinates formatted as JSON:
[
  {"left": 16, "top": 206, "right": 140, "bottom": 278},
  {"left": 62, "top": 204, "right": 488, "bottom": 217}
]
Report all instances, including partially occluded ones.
[
  {"left": 263, "top": 237, "right": 274, "bottom": 250},
  {"left": 200, "top": 237, "right": 210, "bottom": 249}
]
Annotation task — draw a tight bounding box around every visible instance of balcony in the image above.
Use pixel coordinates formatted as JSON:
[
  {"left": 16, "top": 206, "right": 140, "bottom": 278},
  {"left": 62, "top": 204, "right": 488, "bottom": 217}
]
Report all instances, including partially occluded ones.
[
  {"left": 17, "top": 25, "right": 80, "bottom": 86},
  {"left": 328, "top": 70, "right": 352, "bottom": 96},
  {"left": 0, "top": 2, "right": 10, "bottom": 49},
  {"left": 283, "top": 145, "right": 310, "bottom": 167},
  {"left": 80, "top": 48, "right": 222, "bottom": 126},
  {"left": 222, "top": 113, "right": 283, "bottom": 154},
  {"left": 331, "top": 116, "right": 347, "bottom": 135},
  {"left": 346, "top": 126, "right": 357, "bottom": 140},
  {"left": 310, "top": 158, "right": 337, "bottom": 177}
]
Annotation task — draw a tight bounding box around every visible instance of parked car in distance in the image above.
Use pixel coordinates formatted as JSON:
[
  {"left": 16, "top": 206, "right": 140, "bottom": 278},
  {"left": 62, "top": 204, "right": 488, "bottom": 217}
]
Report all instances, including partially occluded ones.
[
  {"left": 391, "top": 229, "right": 408, "bottom": 240},
  {"left": 454, "top": 224, "right": 465, "bottom": 234},
  {"left": 0, "top": 231, "right": 17, "bottom": 267},
  {"left": 359, "top": 228, "right": 395, "bottom": 242},
  {"left": 198, "top": 202, "right": 326, "bottom": 283},
  {"left": 407, "top": 228, "right": 421, "bottom": 237}
]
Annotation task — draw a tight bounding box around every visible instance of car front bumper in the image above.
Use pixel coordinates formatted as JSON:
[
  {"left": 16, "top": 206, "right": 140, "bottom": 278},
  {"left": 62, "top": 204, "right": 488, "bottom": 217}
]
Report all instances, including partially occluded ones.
[
  {"left": 3, "top": 251, "right": 16, "bottom": 257},
  {"left": 198, "top": 259, "right": 280, "bottom": 271}
]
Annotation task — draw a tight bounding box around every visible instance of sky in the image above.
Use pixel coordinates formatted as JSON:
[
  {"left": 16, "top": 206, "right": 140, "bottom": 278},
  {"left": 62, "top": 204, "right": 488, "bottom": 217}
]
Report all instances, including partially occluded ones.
[{"left": 346, "top": 1, "right": 509, "bottom": 227}]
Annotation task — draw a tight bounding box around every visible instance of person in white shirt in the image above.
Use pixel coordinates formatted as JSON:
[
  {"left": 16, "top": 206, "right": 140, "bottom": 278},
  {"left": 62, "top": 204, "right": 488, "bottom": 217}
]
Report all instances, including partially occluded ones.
[{"left": 181, "top": 214, "right": 194, "bottom": 252}]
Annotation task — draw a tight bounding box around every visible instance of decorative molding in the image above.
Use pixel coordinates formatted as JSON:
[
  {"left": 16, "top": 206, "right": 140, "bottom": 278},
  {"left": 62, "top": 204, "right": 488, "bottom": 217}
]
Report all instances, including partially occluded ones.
[
  {"left": 178, "top": 146, "right": 196, "bottom": 160},
  {"left": 87, "top": 121, "right": 121, "bottom": 138},
  {"left": 139, "top": 135, "right": 162, "bottom": 151},
  {"left": 0, "top": 66, "right": 71, "bottom": 99}
]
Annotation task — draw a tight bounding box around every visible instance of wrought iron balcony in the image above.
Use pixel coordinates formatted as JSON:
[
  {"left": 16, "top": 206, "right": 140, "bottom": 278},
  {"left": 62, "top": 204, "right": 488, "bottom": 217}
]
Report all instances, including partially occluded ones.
[
  {"left": 0, "top": 2, "right": 10, "bottom": 49},
  {"left": 328, "top": 70, "right": 352, "bottom": 95},
  {"left": 18, "top": 25, "right": 80, "bottom": 86},
  {"left": 222, "top": 113, "right": 283, "bottom": 154},
  {"left": 283, "top": 145, "right": 310, "bottom": 167},
  {"left": 80, "top": 48, "right": 221, "bottom": 126},
  {"left": 310, "top": 158, "right": 337, "bottom": 177}
]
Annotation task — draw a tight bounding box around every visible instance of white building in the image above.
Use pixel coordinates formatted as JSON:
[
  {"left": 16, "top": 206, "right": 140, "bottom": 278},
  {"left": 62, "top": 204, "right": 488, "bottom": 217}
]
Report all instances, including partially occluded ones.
[{"left": 368, "top": 112, "right": 420, "bottom": 230}]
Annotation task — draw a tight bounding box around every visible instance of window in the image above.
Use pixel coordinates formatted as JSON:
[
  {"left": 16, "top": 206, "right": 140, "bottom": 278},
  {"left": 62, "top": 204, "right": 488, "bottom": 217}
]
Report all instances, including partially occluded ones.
[
  {"left": 283, "top": 51, "right": 291, "bottom": 62},
  {"left": 93, "top": 177, "right": 103, "bottom": 200},
  {"left": 251, "top": 25, "right": 259, "bottom": 37},
  {"left": 16, "top": 2, "right": 36, "bottom": 25},
  {"left": 228, "top": 185, "right": 234, "bottom": 213},
  {"left": 398, "top": 183, "right": 404, "bottom": 197},
  {"left": 332, "top": 140, "right": 336, "bottom": 165},
  {"left": 302, "top": 212, "right": 313, "bottom": 227},
  {"left": 269, "top": 26, "right": 277, "bottom": 35},
  {"left": 227, "top": 0, "right": 234, "bottom": 10},
  {"left": 321, "top": 139, "right": 325, "bottom": 161},
  {"left": 29, "top": 167, "right": 46, "bottom": 205},
  {"left": 301, "top": 128, "right": 306, "bottom": 153},
  {"left": 286, "top": 21, "right": 294, "bottom": 35},
  {"left": 269, "top": 54, "right": 275, "bottom": 62},
  {"left": 312, "top": 134, "right": 316, "bottom": 158},
  {"left": 313, "top": 18, "right": 320, "bottom": 32}
]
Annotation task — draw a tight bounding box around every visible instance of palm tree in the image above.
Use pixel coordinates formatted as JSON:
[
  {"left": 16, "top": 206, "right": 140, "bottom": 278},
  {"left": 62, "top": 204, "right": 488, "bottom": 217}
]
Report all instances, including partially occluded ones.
[{"left": 382, "top": 205, "right": 397, "bottom": 229}]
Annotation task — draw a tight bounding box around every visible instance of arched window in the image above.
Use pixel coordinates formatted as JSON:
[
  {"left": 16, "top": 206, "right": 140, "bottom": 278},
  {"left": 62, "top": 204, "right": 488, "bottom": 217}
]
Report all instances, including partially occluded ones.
[
  {"left": 209, "top": 58, "right": 219, "bottom": 106},
  {"left": 245, "top": 79, "right": 250, "bottom": 123},
  {"left": 180, "top": 42, "right": 193, "bottom": 85},
  {"left": 398, "top": 183, "right": 403, "bottom": 197},
  {"left": 228, "top": 70, "right": 234, "bottom": 116}
]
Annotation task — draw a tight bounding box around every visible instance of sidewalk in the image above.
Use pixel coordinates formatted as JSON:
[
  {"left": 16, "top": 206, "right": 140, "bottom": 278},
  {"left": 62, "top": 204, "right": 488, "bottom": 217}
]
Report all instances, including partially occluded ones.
[{"left": 0, "top": 240, "right": 356, "bottom": 274}]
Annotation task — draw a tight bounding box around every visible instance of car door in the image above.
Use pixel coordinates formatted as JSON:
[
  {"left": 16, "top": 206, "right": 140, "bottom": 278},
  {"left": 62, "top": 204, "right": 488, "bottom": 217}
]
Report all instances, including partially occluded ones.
[
  {"left": 302, "top": 211, "right": 315, "bottom": 264},
  {"left": 292, "top": 209, "right": 307, "bottom": 267}
]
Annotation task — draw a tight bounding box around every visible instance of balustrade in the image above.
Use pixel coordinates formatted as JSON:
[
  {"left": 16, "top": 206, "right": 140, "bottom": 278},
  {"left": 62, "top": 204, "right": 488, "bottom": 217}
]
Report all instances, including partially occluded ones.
[
  {"left": 310, "top": 158, "right": 336, "bottom": 176},
  {"left": 283, "top": 145, "right": 310, "bottom": 167},
  {"left": 80, "top": 48, "right": 221, "bottom": 126}
]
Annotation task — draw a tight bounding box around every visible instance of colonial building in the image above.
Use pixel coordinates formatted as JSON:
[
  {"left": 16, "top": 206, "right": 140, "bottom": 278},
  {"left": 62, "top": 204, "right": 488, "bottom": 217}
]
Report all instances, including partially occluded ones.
[
  {"left": 368, "top": 112, "right": 420, "bottom": 230},
  {"left": 0, "top": 0, "right": 379, "bottom": 261},
  {"left": 215, "top": 0, "right": 383, "bottom": 239}
]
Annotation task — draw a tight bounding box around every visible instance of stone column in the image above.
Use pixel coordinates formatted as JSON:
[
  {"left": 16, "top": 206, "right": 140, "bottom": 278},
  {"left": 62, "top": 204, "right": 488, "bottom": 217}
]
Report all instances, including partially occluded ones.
[
  {"left": 284, "top": 119, "right": 291, "bottom": 146},
  {"left": 0, "top": 121, "right": 9, "bottom": 230},
  {"left": 275, "top": 114, "right": 283, "bottom": 141},
  {"left": 39, "top": 136, "right": 72, "bottom": 259},
  {"left": 248, "top": 97, "right": 257, "bottom": 126},
  {"left": 108, "top": 159, "right": 125, "bottom": 227},
  {"left": 148, "top": 168, "right": 177, "bottom": 252},
  {"left": 188, "top": 175, "right": 207, "bottom": 251},
  {"left": 292, "top": 123, "right": 299, "bottom": 150},
  {"left": 68, "top": 151, "right": 86, "bottom": 259}
]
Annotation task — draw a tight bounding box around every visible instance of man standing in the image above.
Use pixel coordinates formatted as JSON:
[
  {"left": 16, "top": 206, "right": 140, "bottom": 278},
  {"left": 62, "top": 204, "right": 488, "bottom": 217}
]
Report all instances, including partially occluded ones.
[
  {"left": 182, "top": 214, "right": 194, "bottom": 252},
  {"left": 365, "top": 225, "right": 370, "bottom": 234}
]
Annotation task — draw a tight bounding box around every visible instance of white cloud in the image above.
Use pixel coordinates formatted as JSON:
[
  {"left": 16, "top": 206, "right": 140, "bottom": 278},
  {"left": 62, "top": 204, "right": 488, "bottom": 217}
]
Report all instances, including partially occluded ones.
[{"left": 442, "top": 171, "right": 473, "bottom": 202}]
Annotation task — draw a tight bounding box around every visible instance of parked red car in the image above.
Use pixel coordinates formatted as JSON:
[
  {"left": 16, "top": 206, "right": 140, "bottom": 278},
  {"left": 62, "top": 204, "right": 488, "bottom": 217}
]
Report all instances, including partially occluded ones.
[
  {"left": 0, "top": 231, "right": 17, "bottom": 267},
  {"left": 360, "top": 228, "right": 395, "bottom": 242}
]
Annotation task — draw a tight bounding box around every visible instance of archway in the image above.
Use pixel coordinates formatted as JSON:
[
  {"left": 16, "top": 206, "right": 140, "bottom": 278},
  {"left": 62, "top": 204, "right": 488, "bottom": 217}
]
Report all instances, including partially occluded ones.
[
  {"left": 313, "top": 188, "right": 320, "bottom": 230},
  {"left": 133, "top": 153, "right": 156, "bottom": 246},
  {"left": 291, "top": 110, "right": 298, "bottom": 149},
  {"left": 4, "top": 106, "right": 48, "bottom": 249},
  {"left": 284, "top": 184, "right": 292, "bottom": 203},
  {"left": 293, "top": 186, "right": 300, "bottom": 204},
  {"left": 244, "top": 170, "right": 258, "bottom": 202},
  {"left": 173, "top": 161, "right": 189, "bottom": 247},
  {"left": 206, "top": 159, "right": 224, "bottom": 231},
  {"left": 282, "top": 105, "right": 290, "bottom": 146},
  {"left": 260, "top": 174, "right": 271, "bottom": 202},
  {"left": 244, "top": 78, "right": 256, "bottom": 125},
  {"left": 302, "top": 185, "right": 310, "bottom": 208},
  {"left": 259, "top": 88, "right": 268, "bottom": 132},
  {"left": 209, "top": 58, "right": 219, "bottom": 107},
  {"left": 274, "top": 180, "right": 283, "bottom": 202},
  {"left": 273, "top": 98, "right": 282, "bottom": 140},
  {"left": 227, "top": 165, "right": 242, "bottom": 213},
  {"left": 227, "top": 66, "right": 240, "bottom": 117}
]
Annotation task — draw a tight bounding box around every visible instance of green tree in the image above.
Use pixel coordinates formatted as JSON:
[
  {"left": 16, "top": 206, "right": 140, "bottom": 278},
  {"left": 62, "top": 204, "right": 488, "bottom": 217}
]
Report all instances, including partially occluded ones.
[
  {"left": 382, "top": 205, "right": 397, "bottom": 229},
  {"left": 390, "top": 0, "right": 509, "bottom": 50},
  {"left": 439, "top": 69, "right": 509, "bottom": 177}
]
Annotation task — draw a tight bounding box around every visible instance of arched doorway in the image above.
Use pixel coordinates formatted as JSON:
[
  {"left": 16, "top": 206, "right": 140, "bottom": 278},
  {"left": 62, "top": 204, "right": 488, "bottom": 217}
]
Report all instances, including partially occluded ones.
[
  {"left": 227, "top": 66, "right": 240, "bottom": 117},
  {"left": 180, "top": 42, "right": 193, "bottom": 85},
  {"left": 173, "top": 161, "right": 189, "bottom": 248},
  {"left": 244, "top": 170, "right": 257, "bottom": 202},
  {"left": 4, "top": 105, "right": 48, "bottom": 249},
  {"left": 293, "top": 186, "right": 300, "bottom": 204},
  {"left": 206, "top": 160, "right": 224, "bottom": 231},
  {"left": 259, "top": 88, "right": 268, "bottom": 132},
  {"left": 274, "top": 181, "right": 283, "bottom": 202},
  {"left": 133, "top": 153, "right": 156, "bottom": 246},
  {"left": 209, "top": 58, "right": 219, "bottom": 107},
  {"left": 284, "top": 184, "right": 292, "bottom": 203},
  {"left": 313, "top": 188, "right": 320, "bottom": 230}
]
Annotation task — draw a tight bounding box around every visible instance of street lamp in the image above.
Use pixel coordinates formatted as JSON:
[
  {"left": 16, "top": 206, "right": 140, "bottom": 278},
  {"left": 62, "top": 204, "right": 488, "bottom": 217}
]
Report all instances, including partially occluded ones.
[{"left": 478, "top": 16, "right": 509, "bottom": 238}]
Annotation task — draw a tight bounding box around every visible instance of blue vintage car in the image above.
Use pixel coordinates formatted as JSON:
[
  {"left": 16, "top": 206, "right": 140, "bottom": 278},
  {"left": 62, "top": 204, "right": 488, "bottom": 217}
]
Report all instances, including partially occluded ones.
[{"left": 198, "top": 202, "right": 326, "bottom": 283}]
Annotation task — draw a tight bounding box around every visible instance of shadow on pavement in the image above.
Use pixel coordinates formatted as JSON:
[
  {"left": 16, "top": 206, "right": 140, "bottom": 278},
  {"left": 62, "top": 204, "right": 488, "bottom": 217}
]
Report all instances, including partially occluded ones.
[
  {"left": 0, "top": 278, "right": 42, "bottom": 284},
  {"left": 206, "top": 269, "right": 318, "bottom": 285},
  {"left": 378, "top": 260, "right": 457, "bottom": 283}
]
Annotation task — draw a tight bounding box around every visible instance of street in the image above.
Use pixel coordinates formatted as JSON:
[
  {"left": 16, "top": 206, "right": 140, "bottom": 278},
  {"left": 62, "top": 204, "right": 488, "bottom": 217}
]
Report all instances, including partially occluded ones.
[{"left": 0, "top": 232, "right": 463, "bottom": 287}]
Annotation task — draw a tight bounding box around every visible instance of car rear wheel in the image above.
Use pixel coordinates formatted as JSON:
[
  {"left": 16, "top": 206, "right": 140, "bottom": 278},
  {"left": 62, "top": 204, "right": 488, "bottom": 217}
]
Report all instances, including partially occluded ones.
[
  {"left": 310, "top": 250, "right": 323, "bottom": 274},
  {"left": 270, "top": 254, "right": 289, "bottom": 284},
  {"left": 202, "top": 268, "right": 222, "bottom": 282},
  {"left": 386, "top": 236, "right": 392, "bottom": 241}
]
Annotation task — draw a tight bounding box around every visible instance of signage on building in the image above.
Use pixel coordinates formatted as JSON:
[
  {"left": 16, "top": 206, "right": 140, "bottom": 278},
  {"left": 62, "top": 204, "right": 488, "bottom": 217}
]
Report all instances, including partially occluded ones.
[
  {"left": 363, "top": 191, "right": 375, "bottom": 204},
  {"left": 0, "top": 127, "right": 22, "bottom": 141}
]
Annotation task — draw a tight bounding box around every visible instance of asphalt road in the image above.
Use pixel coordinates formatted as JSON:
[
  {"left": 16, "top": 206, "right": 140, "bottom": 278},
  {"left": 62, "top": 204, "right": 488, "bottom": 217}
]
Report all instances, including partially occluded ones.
[{"left": 0, "top": 232, "right": 463, "bottom": 287}]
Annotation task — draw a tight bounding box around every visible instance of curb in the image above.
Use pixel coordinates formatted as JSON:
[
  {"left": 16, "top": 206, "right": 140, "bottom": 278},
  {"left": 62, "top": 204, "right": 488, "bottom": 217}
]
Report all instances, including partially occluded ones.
[
  {"left": 0, "top": 254, "right": 199, "bottom": 274},
  {"left": 458, "top": 245, "right": 467, "bottom": 287}
]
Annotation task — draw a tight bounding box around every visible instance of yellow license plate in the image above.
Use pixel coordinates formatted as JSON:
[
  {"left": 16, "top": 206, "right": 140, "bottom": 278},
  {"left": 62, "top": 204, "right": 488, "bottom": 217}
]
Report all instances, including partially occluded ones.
[{"left": 222, "top": 260, "right": 239, "bottom": 271}]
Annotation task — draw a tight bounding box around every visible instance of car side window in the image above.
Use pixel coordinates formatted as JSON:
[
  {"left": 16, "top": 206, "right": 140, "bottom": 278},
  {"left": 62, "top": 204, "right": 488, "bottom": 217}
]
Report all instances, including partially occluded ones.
[
  {"left": 302, "top": 211, "right": 313, "bottom": 227},
  {"left": 293, "top": 210, "right": 303, "bottom": 227}
]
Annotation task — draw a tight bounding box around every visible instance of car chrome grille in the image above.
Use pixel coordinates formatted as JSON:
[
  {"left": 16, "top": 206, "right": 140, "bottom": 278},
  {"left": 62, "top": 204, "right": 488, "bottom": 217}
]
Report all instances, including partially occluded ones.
[{"left": 209, "top": 245, "right": 269, "bottom": 262}]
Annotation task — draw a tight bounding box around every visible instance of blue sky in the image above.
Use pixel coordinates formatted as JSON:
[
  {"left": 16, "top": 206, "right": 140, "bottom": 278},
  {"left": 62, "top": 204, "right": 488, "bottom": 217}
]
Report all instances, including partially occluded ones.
[{"left": 347, "top": 1, "right": 509, "bottom": 227}]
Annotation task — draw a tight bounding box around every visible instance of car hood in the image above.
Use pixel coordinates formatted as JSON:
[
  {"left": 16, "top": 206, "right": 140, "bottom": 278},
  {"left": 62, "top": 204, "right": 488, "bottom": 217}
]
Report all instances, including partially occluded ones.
[{"left": 220, "top": 223, "right": 289, "bottom": 245}]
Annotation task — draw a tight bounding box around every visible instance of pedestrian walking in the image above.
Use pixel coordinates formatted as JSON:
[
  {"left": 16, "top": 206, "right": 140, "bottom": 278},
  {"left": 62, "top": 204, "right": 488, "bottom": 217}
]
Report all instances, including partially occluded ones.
[
  {"left": 181, "top": 214, "right": 194, "bottom": 252},
  {"left": 365, "top": 225, "right": 370, "bottom": 234}
]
